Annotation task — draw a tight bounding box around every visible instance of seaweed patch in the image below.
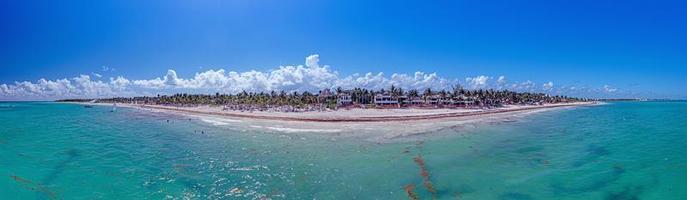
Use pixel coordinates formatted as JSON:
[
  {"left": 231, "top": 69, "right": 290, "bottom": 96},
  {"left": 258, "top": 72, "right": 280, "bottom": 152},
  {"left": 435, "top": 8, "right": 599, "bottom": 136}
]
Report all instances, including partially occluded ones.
[
  {"left": 404, "top": 184, "right": 419, "bottom": 200},
  {"left": 414, "top": 154, "right": 437, "bottom": 199}
]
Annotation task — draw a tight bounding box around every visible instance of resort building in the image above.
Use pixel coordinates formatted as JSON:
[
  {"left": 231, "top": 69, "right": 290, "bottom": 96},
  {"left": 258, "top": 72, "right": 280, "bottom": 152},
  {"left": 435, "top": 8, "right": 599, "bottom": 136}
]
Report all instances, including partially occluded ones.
[
  {"left": 374, "top": 94, "right": 400, "bottom": 107},
  {"left": 337, "top": 93, "right": 352, "bottom": 106},
  {"left": 449, "top": 99, "right": 475, "bottom": 107},
  {"left": 446, "top": 95, "right": 476, "bottom": 107},
  {"left": 426, "top": 95, "right": 451, "bottom": 105},
  {"left": 406, "top": 97, "right": 425, "bottom": 106}
]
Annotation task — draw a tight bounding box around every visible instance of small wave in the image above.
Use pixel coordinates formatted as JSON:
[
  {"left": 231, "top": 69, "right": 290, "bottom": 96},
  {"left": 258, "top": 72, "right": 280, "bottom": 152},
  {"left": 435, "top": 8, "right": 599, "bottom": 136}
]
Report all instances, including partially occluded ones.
[
  {"left": 265, "top": 126, "right": 341, "bottom": 133},
  {"left": 248, "top": 125, "right": 342, "bottom": 133},
  {"left": 229, "top": 167, "right": 255, "bottom": 171},
  {"left": 229, "top": 165, "right": 269, "bottom": 171},
  {"left": 199, "top": 117, "right": 242, "bottom": 126}
]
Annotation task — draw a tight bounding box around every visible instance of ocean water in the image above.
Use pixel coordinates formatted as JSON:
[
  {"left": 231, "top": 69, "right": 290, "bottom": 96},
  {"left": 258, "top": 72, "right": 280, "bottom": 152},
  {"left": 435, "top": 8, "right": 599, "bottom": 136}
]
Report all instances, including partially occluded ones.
[{"left": 0, "top": 101, "right": 685, "bottom": 199}]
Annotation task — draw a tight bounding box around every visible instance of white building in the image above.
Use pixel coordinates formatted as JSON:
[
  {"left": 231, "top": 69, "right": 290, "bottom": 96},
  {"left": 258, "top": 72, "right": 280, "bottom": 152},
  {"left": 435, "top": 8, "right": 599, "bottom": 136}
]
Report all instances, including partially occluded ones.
[
  {"left": 337, "top": 94, "right": 352, "bottom": 106},
  {"left": 374, "top": 94, "right": 399, "bottom": 106}
]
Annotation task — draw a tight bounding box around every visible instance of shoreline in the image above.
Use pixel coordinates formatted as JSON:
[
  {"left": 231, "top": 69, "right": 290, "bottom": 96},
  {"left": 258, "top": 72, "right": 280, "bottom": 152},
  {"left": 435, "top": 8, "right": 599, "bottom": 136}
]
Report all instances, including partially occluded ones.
[
  {"left": 84, "top": 101, "right": 598, "bottom": 123},
  {"left": 68, "top": 101, "right": 602, "bottom": 141}
]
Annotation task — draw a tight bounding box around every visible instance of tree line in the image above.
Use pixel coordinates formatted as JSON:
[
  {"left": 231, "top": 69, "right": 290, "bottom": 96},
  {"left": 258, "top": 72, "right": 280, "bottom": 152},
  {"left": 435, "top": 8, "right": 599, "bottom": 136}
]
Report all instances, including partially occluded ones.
[{"left": 60, "top": 85, "right": 587, "bottom": 108}]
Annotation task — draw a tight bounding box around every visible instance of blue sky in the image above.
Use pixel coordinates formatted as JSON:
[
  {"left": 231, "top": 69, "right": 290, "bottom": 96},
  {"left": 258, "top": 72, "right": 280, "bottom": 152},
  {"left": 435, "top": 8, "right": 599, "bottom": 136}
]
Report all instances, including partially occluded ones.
[{"left": 1, "top": 0, "right": 685, "bottom": 100}]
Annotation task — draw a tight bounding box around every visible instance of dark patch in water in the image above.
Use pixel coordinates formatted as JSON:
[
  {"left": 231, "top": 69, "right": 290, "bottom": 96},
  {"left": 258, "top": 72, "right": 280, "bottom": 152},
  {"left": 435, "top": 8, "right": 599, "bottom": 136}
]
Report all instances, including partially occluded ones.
[
  {"left": 502, "top": 119, "right": 517, "bottom": 123},
  {"left": 9, "top": 175, "right": 58, "bottom": 199},
  {"left": 605, "top": 185, "right": 643, "bottom": 200},
  {"left": 571, "top": 145, "right": 611, "bottom": 167},
  {"left": 451, "top": 184, "right": 476, "bottom": 196},
  {"left": 588, "top": 145, "right": 611, "bottom": 157},
  {"left": 515, "top": 146, "right": 543, "bottom": 154},
  {"left": 402, "top": 146, "right": 412, "bottom": 154},
  {"left": 528, "top": 157, "right": 551, "bottom": 167},
  {"left": 441, "top": 184, "right": 475, "bottom": 200},
  {"left": 551, "top": 165, "right": 625, "bottom": 195},
  {"left": 498, "top": 192, "right": 534, "bottom": 200},
  {"left": 42, "top": 149, "right": 81, "bottom": 185},
  {"left": 612, "top": 164, "right": 626, "bottom": 174},
  {"left": 0, "top": 105, "right": 16, "bottom": 111}
]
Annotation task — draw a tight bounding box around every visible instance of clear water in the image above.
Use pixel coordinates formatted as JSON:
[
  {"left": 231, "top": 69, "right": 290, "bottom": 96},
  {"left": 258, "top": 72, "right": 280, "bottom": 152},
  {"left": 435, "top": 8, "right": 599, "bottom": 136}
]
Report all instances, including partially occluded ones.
[{"left": 0, "top": 102, "right": 685, "bottom": 199}]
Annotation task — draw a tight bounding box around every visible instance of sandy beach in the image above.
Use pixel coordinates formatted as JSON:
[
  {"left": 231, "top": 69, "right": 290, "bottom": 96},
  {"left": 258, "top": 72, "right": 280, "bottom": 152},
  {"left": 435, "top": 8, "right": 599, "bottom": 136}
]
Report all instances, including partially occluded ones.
[
  {"left": 116, "top": 101, "right": 596, "bottom": 122},
  {"left": 77, "top": 101, "right": 600, "bottom": 142}
]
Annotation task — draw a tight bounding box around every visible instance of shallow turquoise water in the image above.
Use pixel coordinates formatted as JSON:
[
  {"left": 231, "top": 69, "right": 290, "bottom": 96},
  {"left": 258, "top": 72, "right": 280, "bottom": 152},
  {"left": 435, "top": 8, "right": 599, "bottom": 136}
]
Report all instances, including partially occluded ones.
[{"left": 0, "top": 101, "right": 685, "bottom": 199}]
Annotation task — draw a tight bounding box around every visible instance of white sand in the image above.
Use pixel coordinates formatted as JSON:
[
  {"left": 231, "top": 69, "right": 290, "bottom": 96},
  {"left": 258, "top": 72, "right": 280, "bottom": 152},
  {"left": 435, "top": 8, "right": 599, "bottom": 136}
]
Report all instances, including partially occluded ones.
[
  {"left": 83, "top": 101, "right": 598, "bottom": 142},
  {"left": 121, "top": 102, "right": 594, "bottom": 122}
]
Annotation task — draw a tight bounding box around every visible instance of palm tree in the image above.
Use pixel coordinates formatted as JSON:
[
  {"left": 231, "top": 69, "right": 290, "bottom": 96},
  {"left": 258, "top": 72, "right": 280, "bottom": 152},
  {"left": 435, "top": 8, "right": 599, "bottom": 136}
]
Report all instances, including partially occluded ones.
[
  {"left": 423, "top": 88, "right": 433, "bottom": 102},
  {"left": 408, "top": 89, "right": 419, "bottom": 98}
]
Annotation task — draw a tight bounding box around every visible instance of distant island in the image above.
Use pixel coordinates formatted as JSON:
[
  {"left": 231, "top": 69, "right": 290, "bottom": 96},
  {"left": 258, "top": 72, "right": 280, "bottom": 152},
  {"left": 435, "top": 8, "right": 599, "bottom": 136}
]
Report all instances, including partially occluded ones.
[{"left": 57, "top": 86, "right": 596, "bottom": 122}]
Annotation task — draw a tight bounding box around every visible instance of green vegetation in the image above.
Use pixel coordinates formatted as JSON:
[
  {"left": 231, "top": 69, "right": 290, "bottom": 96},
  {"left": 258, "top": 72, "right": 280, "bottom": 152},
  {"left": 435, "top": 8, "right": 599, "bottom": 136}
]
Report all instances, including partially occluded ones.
[{"left": 61, "top": 85, "right": 587, "bottom": 110}]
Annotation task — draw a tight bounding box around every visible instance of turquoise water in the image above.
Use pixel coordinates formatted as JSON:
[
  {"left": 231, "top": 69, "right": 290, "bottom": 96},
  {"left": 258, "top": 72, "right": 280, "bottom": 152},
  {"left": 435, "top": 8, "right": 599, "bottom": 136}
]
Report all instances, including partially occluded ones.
[{"left": 0, "top": 102, "right": 686, "bottom": 199}]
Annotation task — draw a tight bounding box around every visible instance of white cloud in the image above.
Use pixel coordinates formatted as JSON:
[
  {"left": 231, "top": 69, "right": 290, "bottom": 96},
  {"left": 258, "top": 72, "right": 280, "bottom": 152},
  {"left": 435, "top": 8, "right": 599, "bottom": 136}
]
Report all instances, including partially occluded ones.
[
  {"left": 305, "top": 54, "right": 320, "bottom": 68},
  {"left": 110, "top": 76, "right": 130, "bottom": 90},
  {"left": 0, "top": 54, "right": 618, "bottom": 100},
  {"left": 511, "top": 80, "right": 536, "bottom": 92},
  {"left": 101, "top": 66, "right": 115, "bottom": 72},
  {"left": 331, "top": 71, "right": 454, "bottom": 91},
  {"left": 0, "top": 75, "right": 121, "bottom": 99},
  {"left": 72, "top": 75, "right": 114, "bottom": 96},
  {"left": 465, "top": 75, "right": 491, "bottom": 89},
  {"left": 496, "top": 76, "right": 507, "bottom": 89},
  {"left": 604, "top": 85, "right": 617, "bottom": 92},
  {"left": 0, "top": 84, "right": 10, "bottom": 95},
  {"left": 92, "top": 73, "right": 103, "bottom": 78},
  {"left": 542, "top": 81, "right": 554, "bottom": 91},
  {"left": 497, "top": 76, "right": 506, "bottom": 84}
]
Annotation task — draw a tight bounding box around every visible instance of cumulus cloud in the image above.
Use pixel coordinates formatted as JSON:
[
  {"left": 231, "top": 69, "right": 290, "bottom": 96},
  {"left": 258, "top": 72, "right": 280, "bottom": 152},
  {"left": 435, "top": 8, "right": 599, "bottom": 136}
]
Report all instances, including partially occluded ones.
[
  {"left": 0, "top": 75, "right": 122, "bottom": 99},
  {"left": 110, "top": 76, "right": 130, "bottom": 90},
  {"left": 0, "top": 54, "right": 617, "bottom": 100},
  {"left": 465, "top": 75, "right": 491, "bottom": 89},
  {"left": 510, "top": 80, "right": 536, "bottom": 92},
  {"left": 497, "top": 76, "right": 506, "bottom": 85},
  {"left": 305, "top": 54, "right": 320, "bottom": 68},
  {"left": 124, "top": 55, "right": 455, "bottom": 93},
  {"left": 542, "top": 81, "right": 554, "bottom": 91},
  {"left": 130, "top": 55, "right": 341, "bottom": 93},
  {"left": 496, "top": 76, "right": 507, "bottom": 89}
]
